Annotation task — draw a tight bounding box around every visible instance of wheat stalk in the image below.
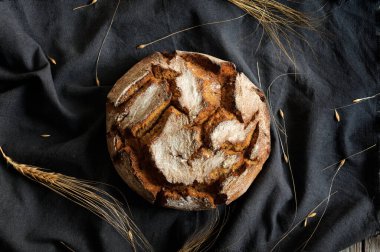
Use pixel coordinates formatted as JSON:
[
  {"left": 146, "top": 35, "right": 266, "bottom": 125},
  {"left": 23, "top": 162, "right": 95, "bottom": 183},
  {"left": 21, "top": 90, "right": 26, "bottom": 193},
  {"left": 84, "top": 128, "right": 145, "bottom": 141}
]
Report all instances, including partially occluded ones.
[
  {"left": 299, "top": 163, "right": 345, "bottom": 250},
  {"left": 331, "top": 92, "right": 380, "bottom": 120},
  {"left": 95, "top": 0, "right": 120, "bottom": 86},
  {"left": 265, "top": 71, "right": 300, "bottom": 227},
  {"left": 270, "top": 191, "right": 338, "bottom": 252},
  {"left": 0, "top": 147, "right": 153, "bottom": 252},
  {"left": 136, "top": 14, "right": 247, "bottom": 49},
  {"left": 136, "top": 0, "right": 315, "bottom": 65},
  {"left": 59, "top": 241, "right": 76, "bottom": 252},
  {"left": 228, "top": 0, "right": 316, "bottom": 64}
]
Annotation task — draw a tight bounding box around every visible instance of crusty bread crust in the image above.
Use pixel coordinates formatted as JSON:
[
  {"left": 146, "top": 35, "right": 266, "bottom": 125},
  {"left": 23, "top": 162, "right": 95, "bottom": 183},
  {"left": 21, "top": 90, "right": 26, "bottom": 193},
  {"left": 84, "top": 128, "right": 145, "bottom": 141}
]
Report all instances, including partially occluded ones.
[{"left": 106, "top": 51, "right": 271, "bottom": 211}]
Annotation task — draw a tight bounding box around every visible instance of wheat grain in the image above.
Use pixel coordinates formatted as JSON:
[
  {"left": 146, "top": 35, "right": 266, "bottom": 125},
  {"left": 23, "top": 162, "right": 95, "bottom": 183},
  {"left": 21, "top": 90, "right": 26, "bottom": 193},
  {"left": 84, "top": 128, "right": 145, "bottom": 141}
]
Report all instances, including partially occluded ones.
[
  {"left": 48, "top": 56, "right": 57, "bottom": 65},
  {"left": 334, "top": 109, "right": 340, "bottom": 122}
]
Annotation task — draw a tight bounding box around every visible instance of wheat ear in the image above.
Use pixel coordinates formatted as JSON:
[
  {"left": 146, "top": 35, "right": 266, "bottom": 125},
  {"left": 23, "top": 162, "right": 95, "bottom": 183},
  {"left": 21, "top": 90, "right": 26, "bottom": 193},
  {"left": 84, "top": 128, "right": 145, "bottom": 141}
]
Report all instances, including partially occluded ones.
[
  {"left": 228, "top": 0, "right": 316, "bottom": 65},
  {"left": 0, "top": 147, "right": 153, "bottom": 252}
]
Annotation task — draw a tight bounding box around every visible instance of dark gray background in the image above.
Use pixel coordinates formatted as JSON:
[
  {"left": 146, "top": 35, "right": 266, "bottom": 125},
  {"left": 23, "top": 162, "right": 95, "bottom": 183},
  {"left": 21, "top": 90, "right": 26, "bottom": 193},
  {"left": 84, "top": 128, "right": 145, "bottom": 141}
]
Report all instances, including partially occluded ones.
[{"left": 0, "top": 0, "right": 379, "bottom": 251}]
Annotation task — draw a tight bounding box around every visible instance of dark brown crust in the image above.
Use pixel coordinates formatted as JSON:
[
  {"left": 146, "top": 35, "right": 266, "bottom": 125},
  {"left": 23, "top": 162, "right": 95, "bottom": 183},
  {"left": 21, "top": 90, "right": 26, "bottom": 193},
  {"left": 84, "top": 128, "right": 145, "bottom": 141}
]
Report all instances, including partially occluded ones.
[{"left": 106, "top": 51, "right": 271, "bottom": 211}]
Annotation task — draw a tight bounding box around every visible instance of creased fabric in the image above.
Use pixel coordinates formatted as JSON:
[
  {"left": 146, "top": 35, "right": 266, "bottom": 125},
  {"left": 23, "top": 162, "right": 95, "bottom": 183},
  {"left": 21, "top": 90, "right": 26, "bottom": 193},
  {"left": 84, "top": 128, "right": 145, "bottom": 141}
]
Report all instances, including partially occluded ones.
[{"left": 0, "top": 0, "right": 378, "bottom": 251}]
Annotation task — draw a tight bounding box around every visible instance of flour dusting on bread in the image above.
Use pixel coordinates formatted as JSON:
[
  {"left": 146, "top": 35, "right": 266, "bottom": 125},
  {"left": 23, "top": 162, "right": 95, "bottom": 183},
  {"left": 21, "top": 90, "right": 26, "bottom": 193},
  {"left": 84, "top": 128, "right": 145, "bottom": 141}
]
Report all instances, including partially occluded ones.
[{"left": 106, "top": 51, "right": 271, "bottom": 210}]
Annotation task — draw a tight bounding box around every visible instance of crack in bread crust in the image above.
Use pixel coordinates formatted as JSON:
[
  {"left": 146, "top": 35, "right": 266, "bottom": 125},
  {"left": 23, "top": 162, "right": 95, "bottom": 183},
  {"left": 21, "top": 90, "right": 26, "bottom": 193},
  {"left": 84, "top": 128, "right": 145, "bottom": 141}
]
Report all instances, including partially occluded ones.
[{"left": 106, "top": 51, "right": 271, "bottom": 211}]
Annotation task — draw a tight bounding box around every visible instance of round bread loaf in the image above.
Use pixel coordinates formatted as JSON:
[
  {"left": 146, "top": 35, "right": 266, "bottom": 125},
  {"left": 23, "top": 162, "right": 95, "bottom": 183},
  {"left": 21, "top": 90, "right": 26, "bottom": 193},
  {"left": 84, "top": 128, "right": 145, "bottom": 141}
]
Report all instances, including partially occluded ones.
[{"left": 106, "top": 51, "right": 270, "bottom": 210}]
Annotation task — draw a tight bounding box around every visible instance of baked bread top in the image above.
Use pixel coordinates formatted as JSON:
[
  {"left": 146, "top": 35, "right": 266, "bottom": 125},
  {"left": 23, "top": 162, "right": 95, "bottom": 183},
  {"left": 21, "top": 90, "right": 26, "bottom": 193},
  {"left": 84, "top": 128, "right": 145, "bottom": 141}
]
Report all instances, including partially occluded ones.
[{"left": 106, "top": 51, "right": 271, "bottom": 210}]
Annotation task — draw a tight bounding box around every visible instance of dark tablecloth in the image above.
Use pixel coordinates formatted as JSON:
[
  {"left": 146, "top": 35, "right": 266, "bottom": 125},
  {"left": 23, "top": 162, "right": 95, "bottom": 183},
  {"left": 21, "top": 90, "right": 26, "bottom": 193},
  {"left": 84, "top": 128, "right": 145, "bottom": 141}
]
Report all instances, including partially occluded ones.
[{"left": 0, "top": 0, "right": 379, "bottom": 251}]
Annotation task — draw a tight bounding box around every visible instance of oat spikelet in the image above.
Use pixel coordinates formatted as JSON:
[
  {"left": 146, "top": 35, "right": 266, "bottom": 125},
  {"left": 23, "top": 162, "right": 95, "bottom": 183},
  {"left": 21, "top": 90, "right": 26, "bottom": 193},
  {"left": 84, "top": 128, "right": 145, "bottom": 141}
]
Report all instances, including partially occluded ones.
[
  {"left": 337, "top": 159, "right": 345, "bottom": 170},
  {"left": 40, "top": 134, "right": 51, "bottom": 138},
  {"left": 353, "top": 93, "right": 380, "bottom": 103},
  {"left": 301, "top": 145, "right": 377, "bottom": 250},
  {"left": 283, "top": 153, "right": 289, "bottom": 163},
  {"left": 308, "top": 212, "right": 317, "bottom": 218},
  {"left": 333, "top": 92, "right": 380, "bottom": 110},
  {"left": 279, "top": 109, "right": 285, "bottom": 119},
  {"left": 0, "top": 147, "right": 152, "bottom": 252},
  {"left": 48, "top": 56, "right": 57, "bottom": 65},
  {"left": 334, "top": 109, "right": 340, "bottom": 122},
  {"left": 303, "top": 212, "right": 317, "bottom": 227},
  {"left": 136, "top": 44, "right": 146, "bottom": 49},
  {"left": 73, "top": 0, "right": 97, "bottom": 11},
  {"left": 301, "top": 169, "right": 340, "bottom": 250},
  {"left": 270, "top": 192, "right": 338, "bottom": 252}
]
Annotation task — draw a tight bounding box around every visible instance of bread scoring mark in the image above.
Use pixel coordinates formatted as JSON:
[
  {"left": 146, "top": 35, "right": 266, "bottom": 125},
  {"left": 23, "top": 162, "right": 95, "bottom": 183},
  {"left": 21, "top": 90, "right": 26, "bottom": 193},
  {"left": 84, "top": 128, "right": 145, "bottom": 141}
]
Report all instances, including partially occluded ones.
[
  {"left": 177, "top": 50, "right": 228, "bottom": 68},
  {"left": 108, "top": 52, "right": 169, "bottom": 107},
  {"left": 150, "top": 109, "right": 241, "bottom": 186},
  {"left": 179, "top": 53, "right": 221, "bottom": 74},
  {"left": 113, "top": 70, "right": 151, "bottom": 107},
  {"left": 235, "top": 73, "right": 261, "bottom": 123},
  {"left": 150, "top": 110, "right": 201, "bottom": 185},
  {"left": 170, "top": 55, "right": 203, "bottom": 119},
  {"left": 190, "top": 150, "right": 239, "bottom": 183},
  {"left": 210, "top": 120, "right": 255, "bottom": 150},
  {"left": 224, "top": 168, "right": 249, "bottom": 194},
  {"left": 118, "top": 83, "right": 171, "bottom": 134}
]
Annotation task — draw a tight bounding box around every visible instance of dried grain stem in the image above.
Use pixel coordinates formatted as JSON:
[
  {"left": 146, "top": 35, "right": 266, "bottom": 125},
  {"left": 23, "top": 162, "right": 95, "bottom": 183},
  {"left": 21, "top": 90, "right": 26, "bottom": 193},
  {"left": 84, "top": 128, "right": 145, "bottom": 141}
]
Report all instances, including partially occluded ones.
[
  {"left": 300, "top": 163, "right": 345, "bottom": 250},
  {"left": 322, "top": 144, "right": 376, "bottom": 171},
  {"left": 266, "top": 73, "right": 299, "bottom": 159},
  {"left": 59, "top": 241, "right": 76, "bottom": 252},
  {"left": 0, "top": 147, "right": 58, "bottom": 183},
  {"left": 280, "top": 109, "right": 297, "bottom": 214},
  {"left": 228, "top": 0, "right": 316, "bottom": 64},
  {"left": 137, "top": 14, "right": 247, "bottom": 49},
  {"left": 271, "top": 144, "right": 377, "bottom": 251},
  {"left": 332, "top": 92, "right": 380, "bottom": 111},
  {"left": 353, "top": 92, "right": 380, "bottom": 103},
  {"left": 270, "top": 191, "right": 338, "bottom": 252},
  {"left": 95, "top": 0, "right": 121, "bottom": 86},
  {"left": 301, "top": 144, "right": 377, "bottom": 250},
  {"left": 265, "top": 72, "right": 299, "bottom": 233},
  {"left": 0, "top": 147, "right": 152, "bottom": 252},
  {"left": 277, "top": 107, "right": 298, "bottom": 235},
  {"left": 73, "top": 0, "right": 98, "bottom": 11}
]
